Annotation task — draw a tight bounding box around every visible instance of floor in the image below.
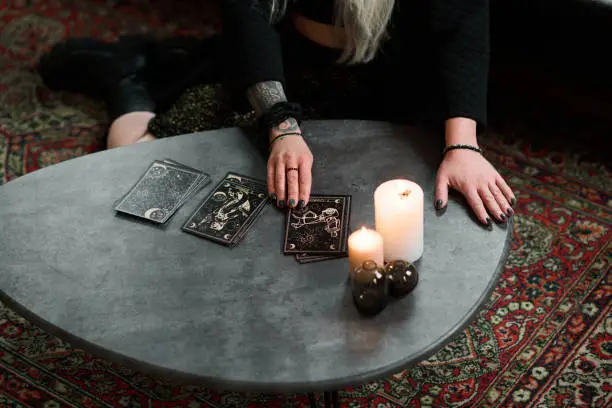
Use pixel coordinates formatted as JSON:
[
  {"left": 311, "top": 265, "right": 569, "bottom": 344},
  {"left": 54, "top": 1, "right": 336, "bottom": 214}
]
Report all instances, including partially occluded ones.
[{"left": 0, "top": 1, "right": 610, "bottom": 407}]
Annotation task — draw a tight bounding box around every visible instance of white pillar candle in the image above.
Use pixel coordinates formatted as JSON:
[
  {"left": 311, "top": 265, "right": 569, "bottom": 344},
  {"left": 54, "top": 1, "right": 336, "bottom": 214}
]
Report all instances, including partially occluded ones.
[
  {"left": 374, "top": 179, "right": 424, "bottom": 263},
  {"left": 348, "top": 227, "right": 384, "bottom": 277}
]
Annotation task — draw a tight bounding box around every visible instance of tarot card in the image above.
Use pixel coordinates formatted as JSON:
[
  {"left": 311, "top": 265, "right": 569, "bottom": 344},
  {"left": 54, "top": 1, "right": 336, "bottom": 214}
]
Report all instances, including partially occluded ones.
[
  {"left": 229, "top": 202, "right": 270, "bottom": 247},
  {"left": 161, "top": 158, "right": 203, "bottom": 174},
  {"left": 160, "top": 159, "right": 211, "bottom": 206},
  {"left": 182, "top": 172, "right": 269, "bottom": 245},
  {"left": 114, "top": 160, "right": 203, "bottom": 223},
  {"left": 297, "top": 257, "right": 338, "bottom": 264},
  {"left": 283, "top": 195, "right": 351, "bottom": 255},
  {"left": 113, "top": 159, "right": 209, "bottom": 208},
  {"left": 224, "top": 174, "right": 270, "bottom": 246},
  {"left": 295, "top": 253, "right": 344, "bottom": 264}
]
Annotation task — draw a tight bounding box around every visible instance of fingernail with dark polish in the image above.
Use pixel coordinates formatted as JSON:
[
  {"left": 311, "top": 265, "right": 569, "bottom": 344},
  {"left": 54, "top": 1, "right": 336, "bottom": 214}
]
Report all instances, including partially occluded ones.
[
  {"left": 507, "top": 207, "right": 514, "bottom": 217},
  {"left": 486, "top": 218, "right": 493, "bottom": 230},
  {"left": 270, "top": 193, "right": 277, "bottom": 201},
  {"left": 288, "top": 199, "right": 296, "bottom": 208},
  {"left": 278, "top": 200, "right": 285, "bottom": 209},
  {"left": 435, "top": 200, "right": 443, "bottom": 210},
  {"left": 499, "top": 214, "right": 506, "bottom": 222},
  {"left": 511, "top": 198, "right": 517, "bottom": 207},
  {"left": 297, "top": 200, "right": 305, "bottom": 210}
]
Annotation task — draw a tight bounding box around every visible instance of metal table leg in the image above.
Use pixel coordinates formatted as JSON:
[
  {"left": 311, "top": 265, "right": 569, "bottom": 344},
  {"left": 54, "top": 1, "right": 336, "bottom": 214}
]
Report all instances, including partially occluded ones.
[
  {"left": 331, "top": 390, "right": 339, "bottom": 407},
  {"left": 308, "top": 392, "right": 318, "bottom": 407},
  {"left": 324, "top": 391, "right": 332, "bottom": 407},
  {"left": 323, "top": 390, "right": 340, "bottom": 408}
]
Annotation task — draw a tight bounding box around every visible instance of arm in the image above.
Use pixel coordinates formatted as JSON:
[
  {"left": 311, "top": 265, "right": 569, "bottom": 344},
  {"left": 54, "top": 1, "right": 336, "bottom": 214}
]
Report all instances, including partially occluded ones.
[
  {"left": 218, "top": 1, "right": 311, "bottom": 210},
  {"left": 247, "top": 81, "right": 301, "bottom": 141},
  {"left": 218, "top": 0, "right": 298, "bottom": 139},
  {"left": 432, "top": 0, "right": 515, "bottom": 224},
  {"left": 430, "top": 0, "right": 490, "bottom": 145}
]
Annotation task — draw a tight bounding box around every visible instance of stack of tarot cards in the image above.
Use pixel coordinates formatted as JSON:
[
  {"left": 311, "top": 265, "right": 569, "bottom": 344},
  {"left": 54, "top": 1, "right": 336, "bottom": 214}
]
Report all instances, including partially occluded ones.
[
  {"left": 181, "top": 172, "right": 269, "bottom": 247},
  {"left": 283, "top": 195, "right": 352, "bottom": 263},
  {"left": 113, "top": 159, "right": 211, "bottom": 224}
]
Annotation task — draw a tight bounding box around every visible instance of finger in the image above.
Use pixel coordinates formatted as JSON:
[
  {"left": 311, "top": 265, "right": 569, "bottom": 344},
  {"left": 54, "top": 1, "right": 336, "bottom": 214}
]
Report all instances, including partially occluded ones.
[
  {"left": 267, "top": 157, "right": 276, "bottom": 201},
  {"left": 490, "top": 183, "right": 512, "bottom": 219},
  {"left": 479, "top": 187, "right": 505, "bottom": 223},
  {"left": 285, "top": 157, "right": 300, "bottom": 209},
  {"left": 465, "top": 189, "right": 491, "bottom": 228},
  {"left": 298, "top": 157, "right": 313, "bottom": 208},
  {"left": 434, "top": 174, "right": 449, "bottom": 210},
  {"left": 275, "top": 158, "right": 286, "bottom": 208},
  {"left": 496, "top": 176, "right": 516, "bottom": 210}
]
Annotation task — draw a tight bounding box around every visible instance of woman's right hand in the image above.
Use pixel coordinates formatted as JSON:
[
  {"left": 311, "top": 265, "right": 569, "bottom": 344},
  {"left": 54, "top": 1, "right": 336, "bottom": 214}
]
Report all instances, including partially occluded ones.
[{"left": 267, "top": 133, "right": 313, "bottom": 210}]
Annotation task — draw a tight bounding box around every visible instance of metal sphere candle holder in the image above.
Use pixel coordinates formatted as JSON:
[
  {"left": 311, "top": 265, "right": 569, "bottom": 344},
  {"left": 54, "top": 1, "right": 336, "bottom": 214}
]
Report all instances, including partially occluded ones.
[
  {"left": 385, "top": 260, "right": 419, "bottom": 298},
  {"left": 351, "top": 260, "right": 389, "bottom": 317}
]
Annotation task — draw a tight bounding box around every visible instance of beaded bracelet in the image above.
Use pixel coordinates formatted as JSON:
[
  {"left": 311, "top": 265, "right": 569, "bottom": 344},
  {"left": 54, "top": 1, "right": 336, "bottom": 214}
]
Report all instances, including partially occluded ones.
[
  {"left": 269, "top": 132, "right": 303, "bottom": 150},
  {"left": 442, "top": 144, "right": 483, "bottom": 156}
]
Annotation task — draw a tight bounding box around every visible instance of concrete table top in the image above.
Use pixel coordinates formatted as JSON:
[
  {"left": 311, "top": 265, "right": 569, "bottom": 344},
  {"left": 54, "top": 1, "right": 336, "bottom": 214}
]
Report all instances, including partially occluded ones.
[{"left": 0, "top": 120, "right": 511, "bottom": 393}]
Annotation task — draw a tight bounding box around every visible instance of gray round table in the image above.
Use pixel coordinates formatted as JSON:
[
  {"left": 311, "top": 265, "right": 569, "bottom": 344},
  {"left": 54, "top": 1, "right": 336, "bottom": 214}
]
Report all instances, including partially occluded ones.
[{"left": 0, "top": 120, "right": 511, "bottom": 394}]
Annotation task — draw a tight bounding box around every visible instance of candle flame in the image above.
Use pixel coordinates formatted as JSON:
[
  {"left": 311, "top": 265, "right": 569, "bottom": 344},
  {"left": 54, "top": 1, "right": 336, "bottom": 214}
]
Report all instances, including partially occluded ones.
[
  {"left": 395, "top": 181, "right": 412, "bottom": 199},
  {"left": 399, "top": 189, "right": 412, "bottom": 199},
  {"left": 361, "top": 226, "right": 367, "bottom": 233}
]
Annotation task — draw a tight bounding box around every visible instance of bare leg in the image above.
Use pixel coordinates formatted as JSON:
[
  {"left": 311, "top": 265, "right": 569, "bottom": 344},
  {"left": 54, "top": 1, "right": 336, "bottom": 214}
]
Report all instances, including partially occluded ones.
[{"left": 107, "top": 111, "right": 157, "bottom": 149}]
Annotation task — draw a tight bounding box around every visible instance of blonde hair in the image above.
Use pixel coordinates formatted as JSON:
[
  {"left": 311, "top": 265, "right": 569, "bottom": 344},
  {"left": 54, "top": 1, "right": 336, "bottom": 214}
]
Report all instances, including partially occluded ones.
[{"left": 269, "top": 0, "right": 395, "bottom": 64}]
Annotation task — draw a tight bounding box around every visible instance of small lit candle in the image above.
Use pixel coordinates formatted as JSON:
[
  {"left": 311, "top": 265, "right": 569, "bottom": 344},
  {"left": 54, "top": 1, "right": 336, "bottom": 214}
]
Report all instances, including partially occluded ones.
[
  {"left": 374, "top": 179, "right": 424, "bottom": 263},
  {"left": 348, "top": 227, "right": 384, "bottom": 277}
]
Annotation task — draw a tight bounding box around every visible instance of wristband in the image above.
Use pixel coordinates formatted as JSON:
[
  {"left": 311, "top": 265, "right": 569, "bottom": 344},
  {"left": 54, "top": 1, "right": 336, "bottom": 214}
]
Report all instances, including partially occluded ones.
[
  {"left": 442, "top": 144, "right": 483, "bottom": 156},
  {"left": 258, "top": 101, "right": 304, "bottom": 132}
]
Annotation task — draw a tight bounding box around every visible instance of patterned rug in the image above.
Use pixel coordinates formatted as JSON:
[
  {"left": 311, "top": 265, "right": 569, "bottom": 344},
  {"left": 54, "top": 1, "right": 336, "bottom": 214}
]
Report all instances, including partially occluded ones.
[{"left": 1, "top": 1, "right": 611, "bottom": 407}]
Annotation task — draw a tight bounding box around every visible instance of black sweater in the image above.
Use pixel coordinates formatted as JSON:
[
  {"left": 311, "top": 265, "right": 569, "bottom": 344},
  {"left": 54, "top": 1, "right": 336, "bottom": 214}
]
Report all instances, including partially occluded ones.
[{"left": 218, "top": 0, "right": 490, "bottom": 126}]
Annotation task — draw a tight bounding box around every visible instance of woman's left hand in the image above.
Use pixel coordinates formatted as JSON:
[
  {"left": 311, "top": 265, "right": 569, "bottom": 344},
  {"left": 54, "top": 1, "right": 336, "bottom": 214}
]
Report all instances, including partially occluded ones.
[{"left": 435, "top": 149, "right": 515, "bottom": 228}]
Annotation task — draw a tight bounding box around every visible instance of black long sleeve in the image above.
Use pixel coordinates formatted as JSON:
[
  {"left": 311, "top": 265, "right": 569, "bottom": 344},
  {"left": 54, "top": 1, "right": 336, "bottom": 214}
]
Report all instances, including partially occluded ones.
[
  {"left": 430, "top": 0, "right": 490, "bottom": 127},
  {"left": 218, "top": 0, "right": 286, "bottom": 93},
  {"left": 217, "top": 0, "right": 490, "bottom": 127}
]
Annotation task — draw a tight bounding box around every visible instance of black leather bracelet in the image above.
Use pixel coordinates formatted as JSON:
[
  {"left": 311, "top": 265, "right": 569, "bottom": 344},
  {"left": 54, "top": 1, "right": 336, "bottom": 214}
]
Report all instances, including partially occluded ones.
[
  {"left": 442, "top": 144, "right": 483, "bottom": 156},
  {"left": 258, "top": 101, "right": 304, "bottom": 132}
]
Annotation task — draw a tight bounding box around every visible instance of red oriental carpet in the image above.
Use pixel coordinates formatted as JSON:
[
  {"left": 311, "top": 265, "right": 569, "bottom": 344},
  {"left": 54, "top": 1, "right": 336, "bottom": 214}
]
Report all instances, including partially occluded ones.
[{"left": 0, "top": 1, "right": 611, "bottom": 407}]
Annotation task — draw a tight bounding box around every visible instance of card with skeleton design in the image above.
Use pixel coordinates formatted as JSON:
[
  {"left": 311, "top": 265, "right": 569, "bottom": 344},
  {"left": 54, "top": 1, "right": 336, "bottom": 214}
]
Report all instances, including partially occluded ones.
[
  {"left": 283, "top": 195, "right": 351, "bottom": 255},
  {"left": 295, "top": 253, "right": 344, "bottom": 264},
  {"left": 182, "top": 172, "right": 268, "bottom": 245}
]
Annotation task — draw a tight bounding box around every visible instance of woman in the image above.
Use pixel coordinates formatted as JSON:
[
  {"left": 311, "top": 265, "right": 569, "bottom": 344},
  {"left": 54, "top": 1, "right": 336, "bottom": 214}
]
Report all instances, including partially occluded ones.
[{"left": 38, "top": 0, "right": 515, "bottom": 228}]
